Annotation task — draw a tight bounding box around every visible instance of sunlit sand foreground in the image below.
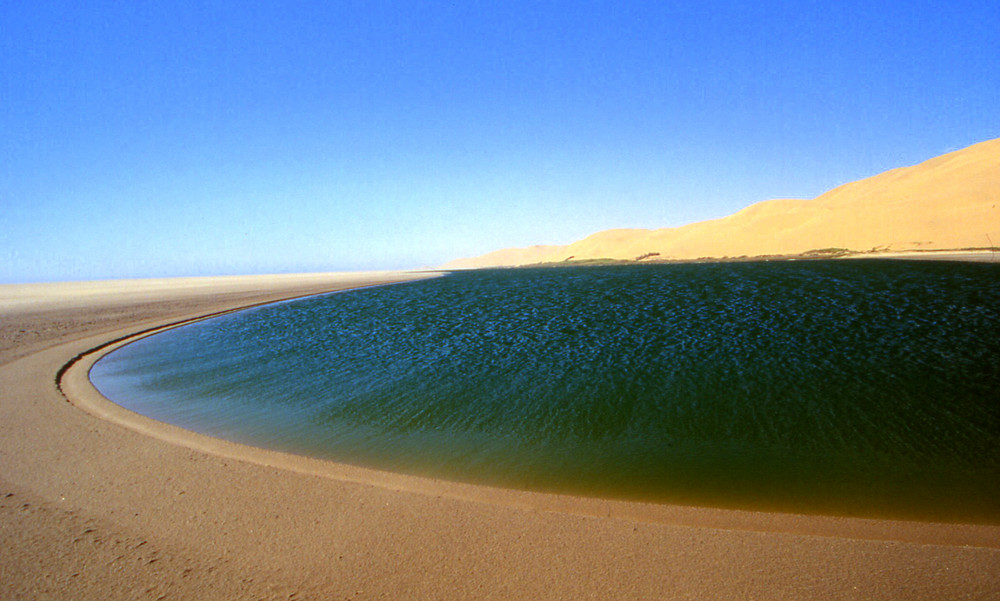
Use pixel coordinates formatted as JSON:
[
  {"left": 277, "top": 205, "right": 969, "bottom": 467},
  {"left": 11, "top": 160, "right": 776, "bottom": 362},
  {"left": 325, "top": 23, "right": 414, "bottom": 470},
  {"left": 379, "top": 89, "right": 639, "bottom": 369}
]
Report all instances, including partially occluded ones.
[{"left": 2, "top": 272, "right": 998, "bottom": 600}]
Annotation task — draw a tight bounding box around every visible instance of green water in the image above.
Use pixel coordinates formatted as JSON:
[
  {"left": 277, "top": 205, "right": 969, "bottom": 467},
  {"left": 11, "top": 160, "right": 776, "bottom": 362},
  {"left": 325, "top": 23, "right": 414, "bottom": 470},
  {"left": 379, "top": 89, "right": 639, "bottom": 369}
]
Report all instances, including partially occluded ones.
[{"left": 91, "top": 261, "right": 1000, "bottom": 522}]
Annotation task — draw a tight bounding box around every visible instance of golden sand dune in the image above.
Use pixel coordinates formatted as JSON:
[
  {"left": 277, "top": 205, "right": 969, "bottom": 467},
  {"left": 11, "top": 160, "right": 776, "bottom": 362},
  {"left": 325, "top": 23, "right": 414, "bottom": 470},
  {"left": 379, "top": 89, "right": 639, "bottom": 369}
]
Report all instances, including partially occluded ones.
[
  {"left": 445, "top": 137, "right": 1000, "bottom": 268},
  {"left": 443, "top": 245, "right": 566, "bottom": 270}
]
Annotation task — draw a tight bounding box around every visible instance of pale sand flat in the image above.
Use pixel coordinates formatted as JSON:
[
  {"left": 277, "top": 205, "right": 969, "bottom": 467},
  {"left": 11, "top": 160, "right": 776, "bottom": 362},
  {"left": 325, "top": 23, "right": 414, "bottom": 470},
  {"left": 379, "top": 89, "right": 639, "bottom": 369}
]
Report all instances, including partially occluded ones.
[{"left": 2, "top": 272, "right": 998, "bottom": 600}]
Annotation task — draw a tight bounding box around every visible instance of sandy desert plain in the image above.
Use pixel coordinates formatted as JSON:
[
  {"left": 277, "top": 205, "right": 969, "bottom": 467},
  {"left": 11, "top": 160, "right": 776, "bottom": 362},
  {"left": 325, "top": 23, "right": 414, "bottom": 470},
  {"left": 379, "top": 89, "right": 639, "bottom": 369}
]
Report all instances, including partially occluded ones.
[{"left": 3, "top": 138, "right": 1000, "bottom": 600}]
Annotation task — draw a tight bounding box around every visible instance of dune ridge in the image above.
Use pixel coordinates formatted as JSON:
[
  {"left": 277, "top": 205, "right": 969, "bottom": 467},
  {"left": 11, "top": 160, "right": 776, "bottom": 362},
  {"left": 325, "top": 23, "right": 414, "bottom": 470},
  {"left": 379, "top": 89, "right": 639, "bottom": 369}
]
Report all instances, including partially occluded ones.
[{"left": 444, "top": 137, "right": 1000, "bottom": 268}]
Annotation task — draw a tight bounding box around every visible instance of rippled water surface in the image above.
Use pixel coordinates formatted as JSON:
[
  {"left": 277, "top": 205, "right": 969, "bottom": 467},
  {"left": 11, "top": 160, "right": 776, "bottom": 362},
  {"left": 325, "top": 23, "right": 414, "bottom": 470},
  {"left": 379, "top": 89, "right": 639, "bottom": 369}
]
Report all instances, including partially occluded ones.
[{"left": 92, "top": 262, "right": 1000, "bottom": 522}]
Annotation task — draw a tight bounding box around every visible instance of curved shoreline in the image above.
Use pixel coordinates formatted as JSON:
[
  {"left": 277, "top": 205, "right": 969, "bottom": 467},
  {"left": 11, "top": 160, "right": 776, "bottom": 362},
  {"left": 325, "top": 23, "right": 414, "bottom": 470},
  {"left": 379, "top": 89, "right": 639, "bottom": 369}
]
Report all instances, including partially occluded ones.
[
  {"left": 66, "top": 308, "right": 1000, "bottom": 546},
  {"left": 3, "top": 272, "right": 999, "bottom": 599}
]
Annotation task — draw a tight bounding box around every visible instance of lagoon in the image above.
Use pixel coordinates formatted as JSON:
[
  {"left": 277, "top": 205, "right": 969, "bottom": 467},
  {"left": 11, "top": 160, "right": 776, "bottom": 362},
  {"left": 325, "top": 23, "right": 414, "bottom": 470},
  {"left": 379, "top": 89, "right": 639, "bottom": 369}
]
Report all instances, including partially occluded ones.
[{"left": 91, "top": 261, "right": 1000, "bottom": 522}]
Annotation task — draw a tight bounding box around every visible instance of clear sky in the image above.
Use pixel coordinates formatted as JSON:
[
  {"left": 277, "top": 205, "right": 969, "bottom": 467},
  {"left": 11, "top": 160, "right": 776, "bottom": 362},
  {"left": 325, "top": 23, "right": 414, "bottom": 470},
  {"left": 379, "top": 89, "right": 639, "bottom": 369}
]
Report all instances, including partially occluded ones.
[{"left": 2, "top": 1, "right": 998, "bottom": 282}]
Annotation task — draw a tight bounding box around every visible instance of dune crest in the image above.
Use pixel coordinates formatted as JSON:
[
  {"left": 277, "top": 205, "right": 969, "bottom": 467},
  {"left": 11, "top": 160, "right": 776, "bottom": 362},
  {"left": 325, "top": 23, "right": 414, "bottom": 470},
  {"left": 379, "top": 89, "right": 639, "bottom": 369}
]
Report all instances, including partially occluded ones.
[{"left": 444, "top": 137, "right": 1000, "bottom": 268}]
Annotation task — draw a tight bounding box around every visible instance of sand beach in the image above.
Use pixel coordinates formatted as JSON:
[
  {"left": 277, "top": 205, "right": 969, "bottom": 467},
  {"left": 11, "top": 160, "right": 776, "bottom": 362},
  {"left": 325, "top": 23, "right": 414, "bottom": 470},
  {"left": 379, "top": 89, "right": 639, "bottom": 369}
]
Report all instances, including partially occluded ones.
[{"left": 2, "top": 271, "right": 999, "bottom": 600}]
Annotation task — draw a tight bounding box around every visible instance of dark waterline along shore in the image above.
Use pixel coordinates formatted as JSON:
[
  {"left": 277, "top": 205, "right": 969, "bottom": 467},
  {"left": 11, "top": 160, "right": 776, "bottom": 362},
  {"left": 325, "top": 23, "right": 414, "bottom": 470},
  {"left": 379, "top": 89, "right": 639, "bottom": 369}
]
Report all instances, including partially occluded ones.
[
  {"left": 91, "top": 261, "right": 1000, "bottom": 524},
  {"left": 2, "top": 269, "right": 999, "bottom": 599}
]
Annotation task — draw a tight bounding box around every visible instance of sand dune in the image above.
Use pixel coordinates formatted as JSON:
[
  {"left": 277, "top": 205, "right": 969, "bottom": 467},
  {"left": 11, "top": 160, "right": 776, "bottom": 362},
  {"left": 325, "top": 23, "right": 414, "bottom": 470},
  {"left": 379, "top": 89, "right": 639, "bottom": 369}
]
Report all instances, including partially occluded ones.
[
  {"left": 445, "top": 137, "right": 1000, "bottom": 268},
  {"left": 443, "top": 245, "right": 565, "bottom": 270}
]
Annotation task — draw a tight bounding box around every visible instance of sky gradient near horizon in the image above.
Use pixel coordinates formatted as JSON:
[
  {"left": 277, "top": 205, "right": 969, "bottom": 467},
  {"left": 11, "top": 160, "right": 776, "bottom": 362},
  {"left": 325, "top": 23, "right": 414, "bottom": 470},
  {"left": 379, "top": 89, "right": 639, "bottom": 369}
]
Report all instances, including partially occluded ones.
[{"left": 3, "top": 1, "right": 999, "bottom": 283}]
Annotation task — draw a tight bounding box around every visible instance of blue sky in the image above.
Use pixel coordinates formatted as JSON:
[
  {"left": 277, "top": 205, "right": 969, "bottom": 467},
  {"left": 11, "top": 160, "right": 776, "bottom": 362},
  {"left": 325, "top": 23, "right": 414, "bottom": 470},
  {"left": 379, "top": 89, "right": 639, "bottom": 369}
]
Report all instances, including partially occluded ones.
[{"left": 2, "top": 1, "right": 998, "bottom": 282}]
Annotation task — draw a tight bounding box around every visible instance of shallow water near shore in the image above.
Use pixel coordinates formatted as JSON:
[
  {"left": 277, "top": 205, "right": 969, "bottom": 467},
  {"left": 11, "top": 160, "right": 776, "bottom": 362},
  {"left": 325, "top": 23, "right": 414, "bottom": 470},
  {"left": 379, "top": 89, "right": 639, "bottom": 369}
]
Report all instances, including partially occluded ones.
[{"left": 91, "top": 261, "right": 1000, "bottom": 522}]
